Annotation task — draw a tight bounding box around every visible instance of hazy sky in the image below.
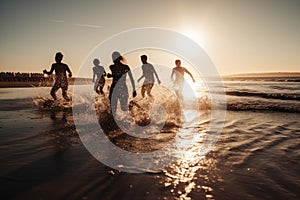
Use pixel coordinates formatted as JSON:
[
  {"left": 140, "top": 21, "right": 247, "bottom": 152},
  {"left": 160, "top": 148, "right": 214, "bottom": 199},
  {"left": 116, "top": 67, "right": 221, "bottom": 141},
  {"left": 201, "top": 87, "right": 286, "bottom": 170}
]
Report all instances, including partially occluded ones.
[{"left": 0, "top": 0, "right": 299, "bottom": 75}]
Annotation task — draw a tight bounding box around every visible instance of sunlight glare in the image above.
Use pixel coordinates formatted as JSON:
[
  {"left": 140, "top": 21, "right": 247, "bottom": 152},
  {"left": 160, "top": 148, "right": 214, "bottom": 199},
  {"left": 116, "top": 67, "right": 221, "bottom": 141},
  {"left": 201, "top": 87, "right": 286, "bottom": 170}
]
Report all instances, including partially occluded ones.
[
  {"left": 182, "top": 29, "right": 205, "bottom": 46},
  {"left": 182, "top": 80, "right": 198, "bottom": 99}
]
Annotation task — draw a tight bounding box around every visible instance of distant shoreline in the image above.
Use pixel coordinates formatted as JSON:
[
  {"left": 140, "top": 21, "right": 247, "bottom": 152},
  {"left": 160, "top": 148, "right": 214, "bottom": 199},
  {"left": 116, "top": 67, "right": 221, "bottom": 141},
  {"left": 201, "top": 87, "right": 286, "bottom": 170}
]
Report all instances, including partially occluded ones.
[
  {"left": 224, "top": 72, "right": 300, "bottom": 77},
  {"left": 0, "top": 81, "right": 53, "bottom": 88},
  {"left": 221, "top": 72, "right": 300, "bottom": 82},
  {"left": 0, "top": 78, "right": 92, "bottom": 88}
]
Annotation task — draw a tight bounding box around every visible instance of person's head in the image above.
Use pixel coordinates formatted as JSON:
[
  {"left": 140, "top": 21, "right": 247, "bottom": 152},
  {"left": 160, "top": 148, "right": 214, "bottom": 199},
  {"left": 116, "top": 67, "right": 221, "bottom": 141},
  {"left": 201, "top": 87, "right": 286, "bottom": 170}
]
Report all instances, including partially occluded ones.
[
  {"left": 112, "top": 51, "right": 122, "bottom": 64},
  {"left": 175, "top": 59, "right": 181, "bottom": 67},
  {"left": 93, "top": 58, "right": 100, "bottom": 66},
  {"left": 55, "top": 52, "right": 63, "bottom": 63},
  {"left": 141, "top": 55, "right": 147, "bottom": 64}
]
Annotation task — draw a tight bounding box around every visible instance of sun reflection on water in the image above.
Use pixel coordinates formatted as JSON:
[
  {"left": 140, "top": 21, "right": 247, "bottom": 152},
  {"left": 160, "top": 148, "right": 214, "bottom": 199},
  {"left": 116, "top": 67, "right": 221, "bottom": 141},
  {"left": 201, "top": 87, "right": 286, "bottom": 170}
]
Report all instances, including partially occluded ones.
[
  {"left": 161, "top": 109, "right": 220, "bottom": 200},
  {"left": 163, "top": 154, "right": 218, "bottom": 200}
]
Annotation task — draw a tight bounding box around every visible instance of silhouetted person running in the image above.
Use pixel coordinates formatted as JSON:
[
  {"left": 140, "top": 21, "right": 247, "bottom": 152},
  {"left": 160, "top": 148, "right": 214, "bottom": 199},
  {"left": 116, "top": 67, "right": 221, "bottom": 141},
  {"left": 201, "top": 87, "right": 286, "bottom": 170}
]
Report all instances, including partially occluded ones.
[
  {"left": 107, "top": 51, "right": 136, "bottom": 115},
  {"left": 171, "top": 59, "right": 195, "bottom": 100},
  {"left": 137, "top": 55, "right": 161, "bottom": 98},
  {"left": 43, "top": 52, "right": 72, "bottom": 101},
  {"left": 92, "top": 58, "right": 106, "bottom": 94}
]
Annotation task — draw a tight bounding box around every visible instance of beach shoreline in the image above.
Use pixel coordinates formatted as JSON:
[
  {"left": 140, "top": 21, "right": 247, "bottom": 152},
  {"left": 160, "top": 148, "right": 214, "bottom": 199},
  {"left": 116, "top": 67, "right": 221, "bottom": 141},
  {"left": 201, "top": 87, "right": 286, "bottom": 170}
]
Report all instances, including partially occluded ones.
[{"left": 0, "top": 78, "right": 92, "bottom": 88}]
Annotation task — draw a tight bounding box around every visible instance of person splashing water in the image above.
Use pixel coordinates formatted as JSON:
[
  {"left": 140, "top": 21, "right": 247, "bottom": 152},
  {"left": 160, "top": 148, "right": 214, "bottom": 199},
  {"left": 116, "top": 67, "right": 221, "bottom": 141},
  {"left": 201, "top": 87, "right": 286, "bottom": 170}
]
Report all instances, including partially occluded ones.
[
  {"left": 107, "top": 51, "right": 137, "bottom": 115},
  {"left": 92, "top": 58, "right": 106, "bottom": 95},
  {"left": 43, "top": 52, "right": 72, "bottom": 101},
  {"left": 171, "top": 59, "right": 195, "bottom": 101},
  {"left": 137, "top": 54, "right": 161, "bottom": 98}
]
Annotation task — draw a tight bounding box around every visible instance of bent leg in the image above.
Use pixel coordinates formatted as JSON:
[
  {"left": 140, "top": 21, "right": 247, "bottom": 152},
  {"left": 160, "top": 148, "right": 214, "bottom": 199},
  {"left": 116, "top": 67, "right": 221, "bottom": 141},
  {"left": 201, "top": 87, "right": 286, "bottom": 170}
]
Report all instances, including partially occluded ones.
[
  {"left": 119, "top": 94, "right": 129, "bottom": 111},
  {"left": 146, "top": 83, "right": 154, "bottom": 96},
  {"left": 119, "top": 86, "right": 129, "bottom": 111},
  {"left": 109, "top": 85, "right": 117, "bottom": 115},
  {"left": 50, "top": 84, "right": 59, "bottom": 100},
  {"left": 99, "top": 86, "right": 104, "bottom": 94},
  {"left": 110, "top": 96, "right": 118, "bottom": 116},
  {"left": 109, "top": 85, "right": 114, "bottom": 101},
  {"left": 94, "top": 82, "right": 99, "bottom": 93},
  {"left": 62, "top": 84, "right": 69, "bottom": 100},
  {"left": 141, "top": 85, "right": 146, "bottom": 98},
  {"left": 99, "top": 79, "right": 105, "bottom": 95}
]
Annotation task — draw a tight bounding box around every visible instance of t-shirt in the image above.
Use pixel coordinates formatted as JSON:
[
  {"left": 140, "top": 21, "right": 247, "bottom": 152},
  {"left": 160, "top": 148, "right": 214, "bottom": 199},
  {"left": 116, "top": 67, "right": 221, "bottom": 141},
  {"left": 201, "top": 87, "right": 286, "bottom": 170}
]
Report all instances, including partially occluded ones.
[{"left": 141, "top": 63, "right": 155, "bottom": 84}]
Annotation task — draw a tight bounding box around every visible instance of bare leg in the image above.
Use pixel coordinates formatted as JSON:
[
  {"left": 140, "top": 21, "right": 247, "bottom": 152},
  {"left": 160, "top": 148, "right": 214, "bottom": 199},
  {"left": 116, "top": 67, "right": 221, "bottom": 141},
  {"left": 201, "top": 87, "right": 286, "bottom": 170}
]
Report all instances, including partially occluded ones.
[
  {"left": 62, "top": 88, "right": 70, "bottom": 101},
  {"left": 50, "top": 85, "right": 59, "bottom": 100},
  {"left": 110, "top": 98, "right": 117, "bottom": 116},
  {"left": 99, "top": 86, "right": 104, "bottom": 94},
  {"left": 141, "top": 85, "right": 146, "bottom": 98},
  {"left": 119, "top": 94, "right": 129, "bottom": 111},
  {"left": 146, "top": 84, "right": 154, "bottom": 97}
]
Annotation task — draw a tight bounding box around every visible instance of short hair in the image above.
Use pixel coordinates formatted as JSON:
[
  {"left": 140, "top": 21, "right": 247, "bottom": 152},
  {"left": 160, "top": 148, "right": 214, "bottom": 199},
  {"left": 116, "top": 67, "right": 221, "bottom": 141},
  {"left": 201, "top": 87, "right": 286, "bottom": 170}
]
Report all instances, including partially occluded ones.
[
  {"left": 93, "top": 58, "right": 100, "bottom": 66},
  {"left": 175, "top": 59, "right": 181, "bottom": 64},
  {"left": 55, "top": 52, "right": 63, "bottom": 60},
  {"left": 55, "top": 52, "right": 63, "bottom": 61},
  {"left": 141, "top": 55, "right": 147, "bottom": 60}
]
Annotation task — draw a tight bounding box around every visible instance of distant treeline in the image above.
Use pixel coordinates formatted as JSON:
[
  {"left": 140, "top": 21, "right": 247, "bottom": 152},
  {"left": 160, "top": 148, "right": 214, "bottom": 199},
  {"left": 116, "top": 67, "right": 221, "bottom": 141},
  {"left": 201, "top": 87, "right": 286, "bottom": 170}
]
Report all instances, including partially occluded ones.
[
  {"left": 0, "top": 72, "right": 52, "bottom": 82},
  {"left": 0, "top": 72, "right": 92, "bottom": 88}
]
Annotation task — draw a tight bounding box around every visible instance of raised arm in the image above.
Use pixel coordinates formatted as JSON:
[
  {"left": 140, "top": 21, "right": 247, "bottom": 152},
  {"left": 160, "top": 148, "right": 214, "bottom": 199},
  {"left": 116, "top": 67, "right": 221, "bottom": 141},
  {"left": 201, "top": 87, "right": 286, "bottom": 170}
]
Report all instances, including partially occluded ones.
[
  {"left": 43, "top": 64, "right": 55, "bottom": 75},
  {"left": 185, "top": 68, "right": 195, "bottom": 82}
]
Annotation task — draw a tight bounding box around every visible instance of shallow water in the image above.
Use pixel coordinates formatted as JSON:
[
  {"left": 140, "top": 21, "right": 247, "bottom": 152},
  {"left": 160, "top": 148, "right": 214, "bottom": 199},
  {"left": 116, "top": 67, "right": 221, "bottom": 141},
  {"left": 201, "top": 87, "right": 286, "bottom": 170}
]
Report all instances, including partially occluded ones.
[{"left": 0, "top": 79, "right": 299, "bottom": 199}]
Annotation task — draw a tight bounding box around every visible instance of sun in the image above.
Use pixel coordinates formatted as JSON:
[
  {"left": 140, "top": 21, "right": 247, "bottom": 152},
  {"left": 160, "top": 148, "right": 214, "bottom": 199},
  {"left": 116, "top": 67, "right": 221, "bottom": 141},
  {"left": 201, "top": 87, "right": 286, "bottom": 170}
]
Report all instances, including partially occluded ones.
[{"left": 182, "top": 29, "right": 205, "bottom": 46}]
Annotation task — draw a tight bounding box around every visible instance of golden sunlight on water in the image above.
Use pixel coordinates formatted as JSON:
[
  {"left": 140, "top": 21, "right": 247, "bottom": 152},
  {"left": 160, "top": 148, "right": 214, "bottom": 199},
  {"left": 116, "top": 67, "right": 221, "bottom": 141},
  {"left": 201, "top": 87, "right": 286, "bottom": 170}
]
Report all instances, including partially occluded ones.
[
  {"left": 182, "top": 80, "right": 207, "bottom": 99},
  {"left": 160, "top": 109, "right": 219, "bottom": 200},
  {"left": 163, "top": 150, "right": 217, "bottom": 200}
]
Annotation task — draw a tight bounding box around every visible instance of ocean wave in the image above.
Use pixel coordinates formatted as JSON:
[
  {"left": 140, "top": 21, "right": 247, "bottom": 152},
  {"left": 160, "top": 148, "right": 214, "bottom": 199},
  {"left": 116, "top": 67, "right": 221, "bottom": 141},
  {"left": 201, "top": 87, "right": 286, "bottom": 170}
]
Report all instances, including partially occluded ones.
[
  {"left": 223, "top": 77, "right": 300, "bottom": 82},
  {"left": 226, "top": 101, "right": 300, "bottom": 113},
  {"left": 196, "top": 95, "right": 300, "bottom": 113},
  {"left": 268, "top": 85, "right": 299, "bottom": 91},
  {"left": 226, "top": 91, "right": 300, "bottom": 101}
]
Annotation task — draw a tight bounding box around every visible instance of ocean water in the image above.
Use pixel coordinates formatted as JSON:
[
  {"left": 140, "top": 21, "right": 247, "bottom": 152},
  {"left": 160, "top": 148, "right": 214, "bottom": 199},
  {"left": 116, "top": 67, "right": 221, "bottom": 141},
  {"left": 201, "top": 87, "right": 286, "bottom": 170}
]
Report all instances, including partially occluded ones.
[{"left": 0, "top": 77, "right": 299, "bottom": 200}]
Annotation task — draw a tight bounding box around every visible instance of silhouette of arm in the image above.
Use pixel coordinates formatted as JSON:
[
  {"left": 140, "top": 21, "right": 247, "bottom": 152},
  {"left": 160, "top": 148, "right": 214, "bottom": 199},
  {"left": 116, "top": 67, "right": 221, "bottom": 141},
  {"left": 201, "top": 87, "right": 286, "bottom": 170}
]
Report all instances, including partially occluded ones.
[
  {"left": 66, "top": 65, "right": 72, "bottom": 78},
  {"left": 128, "top": 70, "right": 136, "bottom": 97},
  {"left": 43, "top": 64, "right": 55, "bottom": 75},
  {"left": 107, "top": 65, "right": 113, "bottom": 78},
  {"left": 92, "top": 70, "right": 95, "bottom": 82},
  {"left": 153, "top": 69, "right": 161, "bottom": 84},
  {"left": 137, "top": 75, "right": 144, "bottom": 83},
  {"left": 184, "top": 68, "right": 195, "bottom": 82},
  {"left": 138, "top": 65, "right": 145, "bottom": 83}
]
